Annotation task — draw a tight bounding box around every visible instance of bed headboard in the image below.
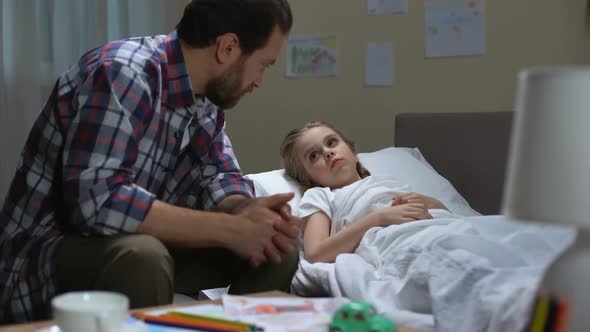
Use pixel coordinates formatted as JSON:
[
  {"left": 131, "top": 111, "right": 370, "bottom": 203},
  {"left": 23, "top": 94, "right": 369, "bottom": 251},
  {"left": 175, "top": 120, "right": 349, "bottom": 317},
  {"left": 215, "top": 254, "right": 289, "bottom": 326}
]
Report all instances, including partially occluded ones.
[{"left": 394, "top": 112, "right": 514, "bottom": 215}]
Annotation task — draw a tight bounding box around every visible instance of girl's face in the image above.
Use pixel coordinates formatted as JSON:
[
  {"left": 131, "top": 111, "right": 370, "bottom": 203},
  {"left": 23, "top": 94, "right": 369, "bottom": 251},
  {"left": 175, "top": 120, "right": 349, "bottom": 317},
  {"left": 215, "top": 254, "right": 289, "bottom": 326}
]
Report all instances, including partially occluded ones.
[{"left": 295, "top": 126, "right": 361, "bottom": 189}]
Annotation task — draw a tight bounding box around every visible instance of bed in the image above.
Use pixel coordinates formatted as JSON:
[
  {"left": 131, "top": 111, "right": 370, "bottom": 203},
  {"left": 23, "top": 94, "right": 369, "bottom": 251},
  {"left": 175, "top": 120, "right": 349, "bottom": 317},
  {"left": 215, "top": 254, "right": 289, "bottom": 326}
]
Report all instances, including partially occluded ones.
[
  {"left": 244, "top": 112, "right": 574, "bottom": 332},
  {"left": 394, "top": 111, "right": 514, "bottom": 215}
]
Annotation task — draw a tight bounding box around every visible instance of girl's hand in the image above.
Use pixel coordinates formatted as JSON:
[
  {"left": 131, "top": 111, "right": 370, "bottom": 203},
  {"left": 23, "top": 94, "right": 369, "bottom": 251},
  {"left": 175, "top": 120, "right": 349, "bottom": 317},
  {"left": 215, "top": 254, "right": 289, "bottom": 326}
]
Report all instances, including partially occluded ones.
[
  {"left": 370, "top": 203, "right": 433, "bottom": 227},
  {"left": 391, "top": 192, "right": 448, "bottom": 210}
]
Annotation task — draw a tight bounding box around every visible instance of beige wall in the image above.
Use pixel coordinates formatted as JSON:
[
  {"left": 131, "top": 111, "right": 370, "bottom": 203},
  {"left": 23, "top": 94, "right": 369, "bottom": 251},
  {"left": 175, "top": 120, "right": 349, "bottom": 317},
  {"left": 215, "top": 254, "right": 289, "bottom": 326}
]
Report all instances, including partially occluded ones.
[{"left": 226, "top": 0, "right": 590, "bottom": 174}]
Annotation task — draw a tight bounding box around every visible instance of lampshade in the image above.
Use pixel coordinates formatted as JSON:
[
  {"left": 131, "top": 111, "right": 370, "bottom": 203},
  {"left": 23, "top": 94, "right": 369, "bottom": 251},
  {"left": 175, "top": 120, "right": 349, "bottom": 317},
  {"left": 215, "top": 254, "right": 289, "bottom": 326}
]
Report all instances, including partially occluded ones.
[{"left": 502, "top": 66, "right": 590, "bottom": 227}]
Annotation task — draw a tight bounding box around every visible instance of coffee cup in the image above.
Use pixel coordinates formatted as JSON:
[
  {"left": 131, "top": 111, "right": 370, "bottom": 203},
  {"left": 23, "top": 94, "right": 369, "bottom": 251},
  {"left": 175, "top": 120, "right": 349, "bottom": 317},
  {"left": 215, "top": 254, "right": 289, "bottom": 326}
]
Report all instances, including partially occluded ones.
[{"left": 52, "top": 291, "right": 129, "bottom": 332}]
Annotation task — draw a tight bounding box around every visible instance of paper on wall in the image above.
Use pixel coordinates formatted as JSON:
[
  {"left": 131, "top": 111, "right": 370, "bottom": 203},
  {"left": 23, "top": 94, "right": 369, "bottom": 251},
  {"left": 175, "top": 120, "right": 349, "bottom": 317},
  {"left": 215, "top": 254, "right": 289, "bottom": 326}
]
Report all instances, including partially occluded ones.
[
  {"left": 365, "top": 43, "right": 395, "bottom": 87},
  {"left": 286, "top": 36, "right": 338, "bottom": 78},
  {"left": 425, "top": 0, "right": 486, "bottom": 58},
  {"left": 368, "top": 0, "right": 408, "bottom": 15}
]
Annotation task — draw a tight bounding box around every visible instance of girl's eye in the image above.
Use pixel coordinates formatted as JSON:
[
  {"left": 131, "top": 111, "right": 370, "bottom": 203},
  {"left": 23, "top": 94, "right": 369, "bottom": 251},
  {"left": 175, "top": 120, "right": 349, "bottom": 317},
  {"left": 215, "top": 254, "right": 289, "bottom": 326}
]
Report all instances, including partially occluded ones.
[
  {"left": 328, "top": 138, "right": 337, "bottom": 147},
  {"left": 309, "top": 152, "right": 318, "bottom": 161}
]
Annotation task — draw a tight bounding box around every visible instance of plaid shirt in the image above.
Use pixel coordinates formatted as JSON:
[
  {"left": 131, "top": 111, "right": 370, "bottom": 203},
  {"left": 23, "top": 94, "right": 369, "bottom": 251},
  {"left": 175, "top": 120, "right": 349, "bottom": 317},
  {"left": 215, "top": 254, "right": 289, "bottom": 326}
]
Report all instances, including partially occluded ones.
[{"left": 0, "top": 32, "right": 254, "bottom": 323}]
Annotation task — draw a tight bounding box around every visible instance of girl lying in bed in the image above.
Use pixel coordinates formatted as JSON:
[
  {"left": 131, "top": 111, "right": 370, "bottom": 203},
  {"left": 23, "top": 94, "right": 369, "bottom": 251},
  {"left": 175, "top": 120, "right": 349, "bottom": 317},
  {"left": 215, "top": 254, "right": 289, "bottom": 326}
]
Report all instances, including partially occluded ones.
[{"left": 280, "top": 121, "right": 449, "bottom": 263}]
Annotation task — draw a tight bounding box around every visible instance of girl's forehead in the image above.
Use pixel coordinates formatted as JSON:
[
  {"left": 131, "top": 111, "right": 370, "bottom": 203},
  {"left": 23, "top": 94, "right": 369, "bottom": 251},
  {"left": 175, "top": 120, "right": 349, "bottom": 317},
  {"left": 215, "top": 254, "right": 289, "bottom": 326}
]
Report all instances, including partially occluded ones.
[
  {"left": 304, "top": 126, "right": 337, "bottom": 140},
  {"left": 298, "top": 127, "right": 335, "bottom": 145}
]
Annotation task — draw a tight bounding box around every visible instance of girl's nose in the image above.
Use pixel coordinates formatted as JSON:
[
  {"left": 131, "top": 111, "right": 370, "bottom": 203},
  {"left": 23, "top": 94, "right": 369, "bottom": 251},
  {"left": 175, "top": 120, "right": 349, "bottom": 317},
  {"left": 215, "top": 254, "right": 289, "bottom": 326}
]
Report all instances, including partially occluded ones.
[{"left": 325, "top": 151, "right": 335, "bottom": 159}]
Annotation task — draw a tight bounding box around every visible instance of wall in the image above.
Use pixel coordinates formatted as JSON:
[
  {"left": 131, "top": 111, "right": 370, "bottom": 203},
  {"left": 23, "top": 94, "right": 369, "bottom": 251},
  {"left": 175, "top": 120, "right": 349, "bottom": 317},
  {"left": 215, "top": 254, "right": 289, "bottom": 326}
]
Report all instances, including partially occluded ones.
[{"left": 226, "top": 0, "right": 590, "bottom": 173}]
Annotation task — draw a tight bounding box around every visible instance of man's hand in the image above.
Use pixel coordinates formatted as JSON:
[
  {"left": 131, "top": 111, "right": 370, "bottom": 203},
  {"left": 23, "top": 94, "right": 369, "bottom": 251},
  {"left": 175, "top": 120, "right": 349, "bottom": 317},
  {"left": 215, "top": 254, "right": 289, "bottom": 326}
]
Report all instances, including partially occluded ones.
[
  {"left": 271, "top": 203, "right": 302, "bottom": 259},
  {"left": 226, "top": 193, "right": 302, "bottom": 267}
]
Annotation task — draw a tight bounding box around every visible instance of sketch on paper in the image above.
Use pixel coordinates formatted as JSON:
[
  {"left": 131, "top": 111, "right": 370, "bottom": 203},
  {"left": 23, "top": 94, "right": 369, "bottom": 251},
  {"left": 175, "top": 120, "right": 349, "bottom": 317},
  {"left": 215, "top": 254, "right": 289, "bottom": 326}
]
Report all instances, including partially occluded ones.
[
  {"left": 223, "top": 295, "right": 350, "bottom": 332},
  {"left": 286, "top": 36, "right": 338, "bottom": 77},
  {"left": 425, "top": 0, "right": 485, "bottom": 58}
]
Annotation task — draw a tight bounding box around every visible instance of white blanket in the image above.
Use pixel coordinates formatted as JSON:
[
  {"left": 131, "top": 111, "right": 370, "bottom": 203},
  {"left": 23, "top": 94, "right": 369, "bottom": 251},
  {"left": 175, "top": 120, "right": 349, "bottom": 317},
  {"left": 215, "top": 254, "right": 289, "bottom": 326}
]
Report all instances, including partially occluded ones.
[{"left": 291, "top": 213, "right": 575, "bottom": 332}]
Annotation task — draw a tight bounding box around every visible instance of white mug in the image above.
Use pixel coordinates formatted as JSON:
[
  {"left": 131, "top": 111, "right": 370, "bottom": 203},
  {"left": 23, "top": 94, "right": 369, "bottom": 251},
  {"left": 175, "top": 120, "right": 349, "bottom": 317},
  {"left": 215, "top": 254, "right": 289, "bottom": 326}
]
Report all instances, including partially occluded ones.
[{"left": 52, "top": 291, "right": 129, "bottom": 332}]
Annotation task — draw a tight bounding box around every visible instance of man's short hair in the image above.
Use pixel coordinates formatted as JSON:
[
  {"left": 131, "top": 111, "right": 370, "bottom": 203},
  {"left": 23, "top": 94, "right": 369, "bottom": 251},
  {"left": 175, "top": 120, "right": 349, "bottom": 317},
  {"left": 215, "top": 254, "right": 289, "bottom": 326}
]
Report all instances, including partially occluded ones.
[{"left": 177, "top": 0, "right": 293, "bottom": 55}]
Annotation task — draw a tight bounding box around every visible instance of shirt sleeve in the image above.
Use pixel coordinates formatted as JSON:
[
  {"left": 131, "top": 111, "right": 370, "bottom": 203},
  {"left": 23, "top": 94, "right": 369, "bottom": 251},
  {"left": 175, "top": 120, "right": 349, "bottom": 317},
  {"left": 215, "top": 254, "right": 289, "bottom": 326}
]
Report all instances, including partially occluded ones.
[
  {"left": 297, "top": 187, "right": 334, "bottom": 220},
  {"left": 62, "top": 61, "right": 156, "bottom": 235},
  {"left": 199, "top": 120, "right": 254, "bottom": 210}
]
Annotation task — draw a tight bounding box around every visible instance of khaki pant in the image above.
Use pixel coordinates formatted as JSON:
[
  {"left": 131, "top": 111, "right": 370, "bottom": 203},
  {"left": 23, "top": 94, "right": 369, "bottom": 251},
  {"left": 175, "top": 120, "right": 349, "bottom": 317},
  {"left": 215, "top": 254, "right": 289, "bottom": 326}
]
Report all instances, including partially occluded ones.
[{"left": 55, "top": 234, "right": 299, "bottom": 309}]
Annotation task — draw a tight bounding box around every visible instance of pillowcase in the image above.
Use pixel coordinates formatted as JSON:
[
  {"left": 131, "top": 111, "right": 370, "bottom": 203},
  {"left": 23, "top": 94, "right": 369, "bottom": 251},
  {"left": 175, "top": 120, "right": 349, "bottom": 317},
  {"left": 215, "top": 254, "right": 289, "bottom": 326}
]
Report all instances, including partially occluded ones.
[
  {"left": 357, "top": 147, "right": 480, "bottom": 216},
  {"left": 245, "top": 147, "right": 480, "bottom": 216},
  {"left": 245, "top": 168, "right": 304, "bottom": 208}
]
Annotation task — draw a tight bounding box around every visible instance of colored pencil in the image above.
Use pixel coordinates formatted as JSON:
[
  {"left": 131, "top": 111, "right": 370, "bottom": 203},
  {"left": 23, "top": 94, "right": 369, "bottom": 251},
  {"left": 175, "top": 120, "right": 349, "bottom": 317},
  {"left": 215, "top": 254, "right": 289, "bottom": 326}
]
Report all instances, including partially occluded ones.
[
  {"left": 167, "top": 311, "right": 264, "bottom": 331},
  {"left": 530, "top": 293, "right": 550, "bottom": 332},
  {"left": 161, "top": 312, "right": 259, "bottom": 332},
  {"left": 132, "top": 312, "right": 252, "bottom": 332},
  {"left": 554, "top": 297, "right": 571, "bottom": 332}
]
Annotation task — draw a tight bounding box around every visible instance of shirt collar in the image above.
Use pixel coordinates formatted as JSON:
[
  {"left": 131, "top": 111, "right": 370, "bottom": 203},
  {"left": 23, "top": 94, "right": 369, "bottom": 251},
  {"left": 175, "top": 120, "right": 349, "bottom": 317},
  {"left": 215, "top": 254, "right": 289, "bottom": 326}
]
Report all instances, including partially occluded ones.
[{"left": 163, "top": 31, "right": 198, "bottom": 109}]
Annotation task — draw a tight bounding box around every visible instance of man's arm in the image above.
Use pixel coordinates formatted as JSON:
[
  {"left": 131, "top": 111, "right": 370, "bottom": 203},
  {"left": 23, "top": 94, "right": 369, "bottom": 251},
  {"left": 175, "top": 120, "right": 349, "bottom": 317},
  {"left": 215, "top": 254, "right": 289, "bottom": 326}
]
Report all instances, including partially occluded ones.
[
  {"left": 139, "top": 194, "right": 297, "bottom": 267},
  {"left": 194, "top": 113, "right": 256, "bottom": 211},
  {"left": 62, "top": 61, "right": 158, "bottom": 235},
  {"left": 194, "top": 118, "right": 302, "bottom": 264},
  {"left": 215, "top": 194, "right": 251, "bottom": 214},
  {"left": 138, "top": 200, "right": 235, "bottom": 248}
]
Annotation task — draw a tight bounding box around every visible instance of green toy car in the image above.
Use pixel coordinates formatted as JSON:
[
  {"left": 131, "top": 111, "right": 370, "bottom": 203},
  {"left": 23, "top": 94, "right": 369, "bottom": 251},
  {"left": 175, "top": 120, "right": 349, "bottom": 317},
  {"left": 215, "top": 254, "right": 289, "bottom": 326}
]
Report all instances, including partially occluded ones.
[{"left": 329, "top": 301, "right": 396, "bottom": 332}]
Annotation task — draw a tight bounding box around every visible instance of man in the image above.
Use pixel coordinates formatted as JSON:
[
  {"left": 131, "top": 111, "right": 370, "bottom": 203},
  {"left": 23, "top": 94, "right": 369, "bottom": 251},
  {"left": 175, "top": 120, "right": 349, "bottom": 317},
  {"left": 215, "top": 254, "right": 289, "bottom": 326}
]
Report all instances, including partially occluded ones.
[{"left": 0, "top": 0, "right": 301, "bottom": 323}]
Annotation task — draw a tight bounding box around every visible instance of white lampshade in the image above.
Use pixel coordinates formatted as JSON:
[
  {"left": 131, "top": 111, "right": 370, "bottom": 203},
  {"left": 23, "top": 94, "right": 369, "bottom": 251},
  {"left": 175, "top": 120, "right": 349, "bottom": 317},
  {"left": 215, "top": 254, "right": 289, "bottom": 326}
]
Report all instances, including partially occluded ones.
[{"left": 503, "top": 66, "right": 590, "bottom": 227}]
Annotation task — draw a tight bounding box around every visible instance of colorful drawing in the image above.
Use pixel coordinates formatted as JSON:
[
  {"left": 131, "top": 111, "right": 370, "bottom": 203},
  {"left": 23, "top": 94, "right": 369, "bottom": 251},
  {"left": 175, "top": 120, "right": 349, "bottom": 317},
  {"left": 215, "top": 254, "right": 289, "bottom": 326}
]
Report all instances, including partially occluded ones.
[
  {"left": 223, "top": 295, "right": 350, "bottom": 332},
  {"left": 424, "top": 0, "right": 486, "bottom": 58},
  {"left": 286, "top": 37, "right": 338, "bottom": 77},
  {"left": 246, "top": 302, "right": 317, "bottom": 315}
]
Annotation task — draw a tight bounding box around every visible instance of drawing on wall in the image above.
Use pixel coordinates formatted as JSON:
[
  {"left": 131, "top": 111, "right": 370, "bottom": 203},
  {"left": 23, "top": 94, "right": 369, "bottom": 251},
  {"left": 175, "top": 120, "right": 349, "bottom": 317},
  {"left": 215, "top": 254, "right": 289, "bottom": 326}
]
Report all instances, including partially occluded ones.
[
  {"left": 286, "top": 36, "right": 338, "bottom": 77},
  {"left": 368, "top": 0, "right": 408, "bottom": 15},
  {"left": 365, "top": 43, "right": 394, "bottom": 87},
  {"left": 424, "top": 0, "right": 485, "bottom": 58}
]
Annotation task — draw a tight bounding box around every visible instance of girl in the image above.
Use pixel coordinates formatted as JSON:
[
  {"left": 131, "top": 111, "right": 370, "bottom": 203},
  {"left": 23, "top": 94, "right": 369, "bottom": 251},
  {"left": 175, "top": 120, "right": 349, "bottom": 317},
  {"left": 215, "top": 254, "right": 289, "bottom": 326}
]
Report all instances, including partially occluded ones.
[{"left": 280, "top": 122, "right": 447, "bottom": 263}]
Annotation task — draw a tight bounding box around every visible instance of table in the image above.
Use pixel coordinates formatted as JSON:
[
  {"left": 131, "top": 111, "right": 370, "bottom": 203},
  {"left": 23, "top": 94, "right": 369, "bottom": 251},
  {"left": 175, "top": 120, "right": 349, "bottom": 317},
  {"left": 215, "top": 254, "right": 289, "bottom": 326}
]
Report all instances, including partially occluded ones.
[{"left": 0, "top": 291, "right": 419, "bottom": 332}]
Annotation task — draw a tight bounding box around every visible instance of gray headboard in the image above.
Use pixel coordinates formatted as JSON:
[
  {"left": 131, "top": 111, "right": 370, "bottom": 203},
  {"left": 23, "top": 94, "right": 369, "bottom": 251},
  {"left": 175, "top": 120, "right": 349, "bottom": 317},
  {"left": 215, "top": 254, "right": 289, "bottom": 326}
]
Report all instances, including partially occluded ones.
[{"left": 394, "top": 112, "right": 514, "bottom": 215}]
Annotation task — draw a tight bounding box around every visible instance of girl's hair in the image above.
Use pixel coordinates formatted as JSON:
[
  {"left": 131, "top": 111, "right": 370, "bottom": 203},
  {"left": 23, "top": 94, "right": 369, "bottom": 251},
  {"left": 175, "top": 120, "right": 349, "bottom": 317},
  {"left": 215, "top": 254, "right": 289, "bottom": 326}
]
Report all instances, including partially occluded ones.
[{"left": 280, "top": 121, "right": 371, "bottom": 190}]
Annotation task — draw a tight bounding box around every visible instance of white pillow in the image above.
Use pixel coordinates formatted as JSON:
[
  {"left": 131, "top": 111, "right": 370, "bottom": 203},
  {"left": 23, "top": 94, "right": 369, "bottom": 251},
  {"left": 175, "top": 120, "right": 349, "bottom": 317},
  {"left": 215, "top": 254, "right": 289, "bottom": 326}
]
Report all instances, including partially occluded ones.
[
  {"left": 245, "top": 169, "right": 304, "bottom": 208},
  {"left": 358, "top": 147, "right": 480, "bottom": 216},
  {"left": 245, "top": 147, "right": 480, "bottom": 216}
]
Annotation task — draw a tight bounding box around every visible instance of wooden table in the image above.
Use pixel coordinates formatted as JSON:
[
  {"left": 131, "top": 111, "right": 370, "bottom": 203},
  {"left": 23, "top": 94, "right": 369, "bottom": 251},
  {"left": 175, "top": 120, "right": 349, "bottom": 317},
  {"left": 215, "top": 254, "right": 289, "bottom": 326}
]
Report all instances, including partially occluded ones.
[{"left": 0, "top": 291, "right": 419, "bottom": 332}]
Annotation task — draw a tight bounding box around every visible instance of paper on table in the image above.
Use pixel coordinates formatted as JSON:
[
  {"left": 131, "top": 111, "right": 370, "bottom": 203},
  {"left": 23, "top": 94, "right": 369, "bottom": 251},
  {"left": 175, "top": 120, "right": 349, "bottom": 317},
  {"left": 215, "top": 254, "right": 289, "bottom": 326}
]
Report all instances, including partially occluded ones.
[
  {"left": 134, "top": 304, "right": 228, "bottom": 332},
  {"left": 146, "top": 304, "right": 227, "bottom": 319},
  {"left": 39, "top": 304, "right": 234, "bottom": 332},
  {"left": 198, "top": 285, "right": 230, "bottom": 300},
  {"left": 36, "top": 321, "right": 148, "bottom": 332},
  {"left": 222, "top": 295, "right": 350, "bottom": 332},
  {"left": 365, "top": 43, "right": 394, "bottom": 87}
]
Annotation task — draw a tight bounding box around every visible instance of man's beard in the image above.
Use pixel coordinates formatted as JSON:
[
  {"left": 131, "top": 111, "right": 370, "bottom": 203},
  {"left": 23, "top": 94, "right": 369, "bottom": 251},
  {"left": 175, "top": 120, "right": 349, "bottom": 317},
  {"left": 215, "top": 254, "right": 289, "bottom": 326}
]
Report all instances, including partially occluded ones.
[{"left": 205, "top": 58, "right": 249, "bottom": 109}]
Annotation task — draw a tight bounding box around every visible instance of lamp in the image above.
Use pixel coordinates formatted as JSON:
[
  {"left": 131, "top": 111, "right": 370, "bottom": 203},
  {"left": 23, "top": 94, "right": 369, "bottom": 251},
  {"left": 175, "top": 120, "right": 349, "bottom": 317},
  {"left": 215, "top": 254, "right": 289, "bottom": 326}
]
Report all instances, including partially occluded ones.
[{"left": 503, "top": 66, "right": 590, "bottom": 331}]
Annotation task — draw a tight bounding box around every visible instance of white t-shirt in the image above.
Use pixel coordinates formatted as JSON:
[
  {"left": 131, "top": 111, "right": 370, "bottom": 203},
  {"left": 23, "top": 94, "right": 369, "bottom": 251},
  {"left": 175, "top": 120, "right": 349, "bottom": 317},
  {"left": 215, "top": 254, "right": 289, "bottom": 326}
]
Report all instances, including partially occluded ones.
[{"left": 297, "top": 175, "right": 411, "bottom": 235}]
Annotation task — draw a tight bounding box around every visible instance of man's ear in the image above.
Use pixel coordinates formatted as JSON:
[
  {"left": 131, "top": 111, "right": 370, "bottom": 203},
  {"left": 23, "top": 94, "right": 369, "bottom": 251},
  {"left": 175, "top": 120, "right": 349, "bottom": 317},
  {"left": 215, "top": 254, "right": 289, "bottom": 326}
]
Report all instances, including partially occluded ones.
[{"left": 215, "top": 33, "right": 241, "bottom": 64}]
